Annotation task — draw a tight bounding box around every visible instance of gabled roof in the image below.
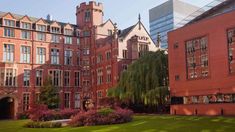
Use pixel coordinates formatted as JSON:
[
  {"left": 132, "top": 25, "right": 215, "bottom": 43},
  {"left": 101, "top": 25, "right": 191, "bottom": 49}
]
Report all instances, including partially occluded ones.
[
  {"left": 1, "top": 12, "right": 16, "bottom": 19},
  {"left": 19, "top": 15, "right": 32, "bottom": 22},
  {"left": 118, "top": 25, "right": 135, "bottom": 38},
  {"left": 35, "top": 18, "right": 49, "bottom": 25},
  {"left": 49, "top": 21, "right": 61, "bottom": 27},
  {"left": 188, "top": 0, "right": 235, "bottom": 25},
  {"left": 100, "top": 19, "right": 115, "bottom": 27},
  {"left": 118, "top": 21, "right": 156, "bottom": 46}
]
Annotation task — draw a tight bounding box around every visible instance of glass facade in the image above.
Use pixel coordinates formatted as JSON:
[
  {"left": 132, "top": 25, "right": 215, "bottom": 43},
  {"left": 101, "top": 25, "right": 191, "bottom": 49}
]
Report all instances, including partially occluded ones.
[
  {"left": 150, "top": 13, "right": 174, "bottom": 49},
  {"left": 149, "top": 1, "right": 199, "bottom": 49}
]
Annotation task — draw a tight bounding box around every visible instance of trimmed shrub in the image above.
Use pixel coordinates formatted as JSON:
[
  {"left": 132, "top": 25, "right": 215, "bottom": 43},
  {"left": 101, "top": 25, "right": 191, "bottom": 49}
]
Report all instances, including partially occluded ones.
[
  {"left": 97, "top": 107, "right": 114, "bottom": 116},
  {"left": 24, "top": 121, "right": 62, "bottom": 128},
  {"left": 69, "top": 107, "right": 133, "bottom": 127},
  {"left": 28, "top": 105, "right": 79, "bottom": 121}
]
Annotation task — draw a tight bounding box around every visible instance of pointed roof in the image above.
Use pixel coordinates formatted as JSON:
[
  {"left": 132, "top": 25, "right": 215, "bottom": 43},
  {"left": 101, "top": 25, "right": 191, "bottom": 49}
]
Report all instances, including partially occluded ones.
[
  {"left": 100, "top": 19, "right": 115, "bottom": 27},
  {"left": 1, "top": 12, "right": 16, "bottom": 19}
]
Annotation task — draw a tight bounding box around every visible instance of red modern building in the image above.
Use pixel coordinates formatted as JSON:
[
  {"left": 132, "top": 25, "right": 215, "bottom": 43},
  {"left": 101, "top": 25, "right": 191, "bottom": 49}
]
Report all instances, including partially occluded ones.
[
  {"left": 168, "top": 0, "right": 235, "bottom": 116},
  {"left": 0, "top": 1, "right": 159, "bottom": 119}
]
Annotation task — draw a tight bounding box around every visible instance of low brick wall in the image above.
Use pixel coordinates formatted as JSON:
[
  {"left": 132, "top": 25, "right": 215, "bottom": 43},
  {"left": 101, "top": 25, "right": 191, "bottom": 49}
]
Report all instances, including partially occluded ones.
[{"left": 171, "top": 104, "right": 235, "bottom": 116}]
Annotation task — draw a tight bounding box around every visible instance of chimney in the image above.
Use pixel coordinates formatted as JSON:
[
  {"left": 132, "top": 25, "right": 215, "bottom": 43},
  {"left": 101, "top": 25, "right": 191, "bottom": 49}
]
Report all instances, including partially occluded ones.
[{"left": 46, "top": 14, "right": 53, "bottom": 21}]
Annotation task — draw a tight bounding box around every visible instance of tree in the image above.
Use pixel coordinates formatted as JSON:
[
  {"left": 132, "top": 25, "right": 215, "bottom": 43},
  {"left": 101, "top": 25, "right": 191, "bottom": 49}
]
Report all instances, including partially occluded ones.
[
  {"left": 39, "top": 77, "right": 59, "bottom": 109},
  {"left": 108, "top": 50, "right": 169, "bottom": 112}
]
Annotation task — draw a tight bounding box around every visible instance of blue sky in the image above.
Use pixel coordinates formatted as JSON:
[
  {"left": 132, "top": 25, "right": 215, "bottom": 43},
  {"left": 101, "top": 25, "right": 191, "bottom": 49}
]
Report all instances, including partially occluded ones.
[{"left": 0, "top": 0, "right": 213, "bottom": 30}]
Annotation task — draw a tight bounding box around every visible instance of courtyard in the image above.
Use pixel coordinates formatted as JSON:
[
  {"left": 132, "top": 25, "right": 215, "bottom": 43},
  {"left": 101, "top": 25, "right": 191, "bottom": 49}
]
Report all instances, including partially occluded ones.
[{"left": 0, "top": 115, "right": 235, "bottom": 132}]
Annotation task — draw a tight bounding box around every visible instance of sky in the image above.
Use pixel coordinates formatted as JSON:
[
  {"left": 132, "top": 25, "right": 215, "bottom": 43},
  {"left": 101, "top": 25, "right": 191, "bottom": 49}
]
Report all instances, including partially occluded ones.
[{"left": 0, "top": 0, "right": 214, "bottom": 30}]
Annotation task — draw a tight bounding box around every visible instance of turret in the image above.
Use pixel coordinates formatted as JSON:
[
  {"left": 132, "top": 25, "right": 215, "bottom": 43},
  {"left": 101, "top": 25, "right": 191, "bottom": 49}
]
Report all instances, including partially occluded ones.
[{"left": 76, "top": 1, "right": 103, "bottom": 27}]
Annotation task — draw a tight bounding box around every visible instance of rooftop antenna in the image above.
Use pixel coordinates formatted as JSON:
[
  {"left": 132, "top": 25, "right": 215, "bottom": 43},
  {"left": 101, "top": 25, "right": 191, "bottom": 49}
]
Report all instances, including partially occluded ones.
[{"left": 138, "top": 13, "right": 141, "bottom": 30}]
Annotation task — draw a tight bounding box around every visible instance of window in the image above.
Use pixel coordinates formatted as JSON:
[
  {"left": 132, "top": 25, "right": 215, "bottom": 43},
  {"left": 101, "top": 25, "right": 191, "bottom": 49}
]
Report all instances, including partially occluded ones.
[
  {"left": 51, "top": 35, "right": 60, "bottom": 43},
  {"left": 75, "top": 71, "right": 80, "bottom": 87},
  {"left": 108, "top": 30, "right": 112, "bottom": 36},
  {"left": 36, "top": 47, "right": 46, "bottom": 64},
  {"left": 97, "top": 54, "right": 103, "bottom": 63},
  {"left": 97, "top": 91, "right": 102, "bottom": 98},
  {"left": 123, "top": 50, "right": 128, "bottom": 59},
  {"left": 64, "top": 93, "right": 70, "bottom": 108},
  {"left": 23, "top": 70, "right": 30, "bottom": 87},
  {"left": 4, "top": 19, "right": 15, "bottom": 27},
  {"left": 51, "top": 27, "right": 60, "bottom": 34},
  {"left": 64, "top": 50, "right": 72, "bottom": 65},
  {"left": 201, "top": 38, "right": 208, "bottom": 52},
  {"left": 4, "top": 28, "right": 15, "bottom": 37},
  {"left": 37, "top": 25, "right": 47, "bottom": 32},
  {"left": 3, "top": 44, "right": 14, "bottom": 62},
  {"left": 23, "top": 93, "right": 30, "bottom": 111},
  {"left": 51, "top": 49, "right": 60, "bottom": 65},
  {"left": 106, "top": 51, "right": 111, "bottom": 60},
  {"left": 36, "top": 70, "right": 43, "bottom": 87},
  {"left": 83, "top": 31, "right": 90, "bottom": 37},
  {"left": 186, "top": 37, "right": 209, "bottom": 79},
  {"left": 64, "top": 36, "right": 72, "bottom": 44},
  {"left": 21, "top": 31, "right": 31, "bottom": 39},
  {"left": 106, "top": 66, "right": 111, "bottom": 83},
  {"left": 49, "top": 70, "right": 62, "bottom": 87},
  {"left": 84, "top": 10, "right": 91, "bottom": 22},
  {"left": 64, "top": 29, "right": 73, "bottom": 36},
  {"left": 227, "top": 28, "right": 235, "bottom": 74},
  {"left": 77, "top": 38, "right": 80, "bottom": 45},
  {"left": 97, "top": 68, "right": 103, "bottom": 85},
  {"left": 74, "top": 93, "right": 81, "bottom": 109},
  {"left": 20, "top": 46, "right": 31, "bottom": 63},
  {"left": 64, "top": 71, "right": 70, "bottom": 87},
  {"left": 83, "top": 69, "right": 90, "bottom": 76},
  {"left": 201, "top": 55, "right": 208, "bottom": 67},
  {"left": 83, "top": 59, "right": 90, "bottom": 66},
  {"left": 37, "top": 33, "right": 46, "bottom": 41},
  {"left": 3, "top": 68, "right": 17, "bottom": 87},
  {"left": 83, "top": 49, "right": 90, "bottom": 55},
  {"left": 139, "top": 44, "right": 149, "bottom": 57},
  {"left": 83, "top": 80, "right": 90, "bottom": 87},
  {"left": 21, "top": 22, "right": 31, "bottom": 29}
]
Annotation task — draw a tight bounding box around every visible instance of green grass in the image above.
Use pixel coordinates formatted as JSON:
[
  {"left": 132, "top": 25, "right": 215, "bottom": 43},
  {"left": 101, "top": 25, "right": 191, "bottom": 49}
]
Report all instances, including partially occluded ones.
[{"left": 0, "top": 115, "right": 235, "bottom": 132}]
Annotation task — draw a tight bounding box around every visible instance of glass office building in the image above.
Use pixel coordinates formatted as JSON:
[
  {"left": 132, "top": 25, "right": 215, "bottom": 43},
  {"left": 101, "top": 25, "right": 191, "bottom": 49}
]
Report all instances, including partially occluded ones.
[{"left": 149, "top": 0, "right": 199, "bottom": 48}]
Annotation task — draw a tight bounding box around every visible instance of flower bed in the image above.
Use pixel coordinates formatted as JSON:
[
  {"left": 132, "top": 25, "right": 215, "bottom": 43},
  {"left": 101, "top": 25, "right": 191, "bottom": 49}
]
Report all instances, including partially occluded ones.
[
  {"left": 69, "top": 107, "right": 133, "bottom": 127},
  {"left": 28, "top": 105, "right": 79, "bottom": 121}
]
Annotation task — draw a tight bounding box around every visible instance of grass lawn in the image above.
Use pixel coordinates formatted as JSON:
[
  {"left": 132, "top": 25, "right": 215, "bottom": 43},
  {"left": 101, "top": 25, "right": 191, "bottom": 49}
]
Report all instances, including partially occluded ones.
[{"left": 0, "top": 115, "right": 235, "bottom": 132}]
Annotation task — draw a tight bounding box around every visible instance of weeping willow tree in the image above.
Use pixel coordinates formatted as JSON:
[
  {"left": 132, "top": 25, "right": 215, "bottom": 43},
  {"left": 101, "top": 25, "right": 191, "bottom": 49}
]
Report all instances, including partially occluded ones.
[{"left": 108, "top": 50, "right": 169, "bottom": 111}]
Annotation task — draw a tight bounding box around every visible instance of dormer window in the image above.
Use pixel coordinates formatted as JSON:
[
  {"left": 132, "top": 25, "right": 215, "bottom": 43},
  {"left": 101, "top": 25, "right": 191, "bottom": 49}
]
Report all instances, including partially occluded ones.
[
  {"left": 4, "top": 19, "right": 15, "bottom": 27},
  {"left": 21, "top": 22, "right": 31, "bottom": 30},
  {"left": 64, "top": 29, "right": 73, "bottom": 36},
  {"left": 85, "top": 10, "right": 91, "bottom": 22},
  {"left": 37, "top": 24, "right": 47, "bottom": 32},
  {"left": 51, "top": 27, "right": 60, "bottom": 34}
]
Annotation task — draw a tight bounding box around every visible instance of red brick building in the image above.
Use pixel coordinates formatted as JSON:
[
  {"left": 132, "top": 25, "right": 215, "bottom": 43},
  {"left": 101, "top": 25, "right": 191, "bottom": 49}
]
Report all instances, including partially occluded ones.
[
  {"left": 0, "top": 1, "right": 159, "bottom": 119},
  {"left": 168, "top": 0, "right": 235, "bottom": 116}
]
